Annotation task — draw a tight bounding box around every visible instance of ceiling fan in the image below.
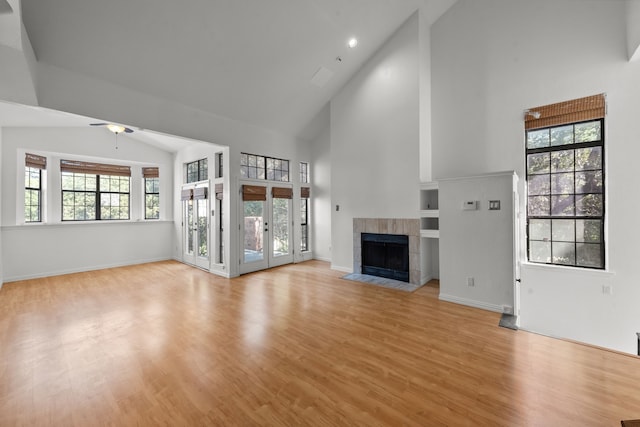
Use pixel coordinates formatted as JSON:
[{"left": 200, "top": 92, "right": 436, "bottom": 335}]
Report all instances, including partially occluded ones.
[
  {"left": 90, "top": 122, "right": 134, "bottom": 134},
  {"left": 90, "top": 123, "right": 133, "bottom": 149}
]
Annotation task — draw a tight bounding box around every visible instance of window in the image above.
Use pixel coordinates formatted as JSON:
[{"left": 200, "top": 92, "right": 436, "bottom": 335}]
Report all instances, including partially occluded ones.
[
  {"left": 25, "top": 153, "right": 46, "bottom": 223},
  {"left": 216, "top": 152, "right": 224, "bottom": 178},
  {"left": 61, "top": 160, "right": 131, "bottom": 221},
  {"left": 525, "top": 94, "right": 605, "bottom": 269},
  {"left": 300, "top": 186, "right": 310, "bottom": 252},
  {"left": 143, "top": 167, "right": 160, "bottom": 220},
  {"left": 241, "top": 153, "right": 289, "bottom": 182},
  {"left": 215, "top": 183, "right": 224, "bottom": 263},
  {"left": 186, "top": 159, "right": 208, "bottom": 183},
  {"left": 266, "top": 157, "right": 289, "bottom": 181},
  {"left": 300, "top": 162, "right": 310, "bottom": 252}
]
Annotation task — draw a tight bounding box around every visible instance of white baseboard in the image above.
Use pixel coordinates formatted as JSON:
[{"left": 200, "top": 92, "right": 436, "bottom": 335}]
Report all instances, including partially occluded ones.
[
  {"left": 3, "top": 257, "right": 173, "bottom": 283},
  {"left": 421, "top": 274, "right": 433, "bottom": 285},
  {"left": 331, "top": 264, "right": 352, "bottom": 274},
  {"left": 439, "top": 293, "right": 505, "bottom": 313},
  {"left": 314, "top": 256, "right": 331, "bottom": 263}
]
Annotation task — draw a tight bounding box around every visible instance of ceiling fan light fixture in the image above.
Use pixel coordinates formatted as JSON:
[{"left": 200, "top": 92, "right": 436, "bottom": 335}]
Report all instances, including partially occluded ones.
[{"left": 106, "top": 124, "right": 126, "bottom": 134}]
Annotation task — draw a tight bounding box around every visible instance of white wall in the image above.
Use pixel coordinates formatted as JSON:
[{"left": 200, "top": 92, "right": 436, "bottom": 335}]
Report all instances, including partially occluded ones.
[
  {"left": 626, "top": 0, "right": 640, "bottom": 60},
  {"left": 0, "top": 0, "right": 38, "bottom": 105},
  {"left": 329, "top": 12, "right": 420, "bottom": 272},
  {"left": 438, "top": 172, "right": 516, "bottom": 313},
  {"left": 310, "top": 122, "right": 331, "bottom": 262},
  {"left": 0, "top": 128, "right": 3, "bottom": 288},
  {"left": 1, "top": 127, "right": 175, "bottom": 281},
  {"left": 432, "top": 0, "right": 640, "bottom": 353}
]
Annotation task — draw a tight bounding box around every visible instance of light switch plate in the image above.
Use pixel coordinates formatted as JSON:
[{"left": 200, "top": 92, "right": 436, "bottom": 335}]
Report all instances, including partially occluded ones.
[{"left": 462, "top": 200, "right": 478, "bottom": 211}]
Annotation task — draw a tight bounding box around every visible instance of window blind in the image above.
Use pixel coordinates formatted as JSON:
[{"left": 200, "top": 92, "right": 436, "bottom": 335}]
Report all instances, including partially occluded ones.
[
  {"left": 524, "top": 94, "right": 605, "bottom": 130},
  {"left": 215, "top": 183, "right": 223, "bottom": 200},
  {"left": 242, "top": 185, "right": 266, "bottom": 201},
  {"left": 26, "top": 153, "right": 47, "bottom": 169},
  {"left": 142, "top": 167, "right": 159, "bottom": 178},
  {"left": 60, "top": 159, "right": 131, "bottom": 177},
  {"left": 194, "top": 187, "right": 208, "bottom": 200},
  {"left": 272, "top": 187, "right": 293, "bottom": 199},
  {"left": 181, "top": 188, "right": 193, "bottom": 201}
]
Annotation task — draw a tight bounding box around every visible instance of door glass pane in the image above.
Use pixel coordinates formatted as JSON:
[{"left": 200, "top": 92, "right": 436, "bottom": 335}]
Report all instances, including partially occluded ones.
[
  {"left": 272, "top": 198, "right": 290, "bottom": 257},
  {"left": 244, "top": 201, "right": 264, "bottom": 263},
  {"left": 197, "top": 199, "right": 208, "bottom": 257},
  {"left": 186, "top": 200, "right": 194, "bottom": 254}
]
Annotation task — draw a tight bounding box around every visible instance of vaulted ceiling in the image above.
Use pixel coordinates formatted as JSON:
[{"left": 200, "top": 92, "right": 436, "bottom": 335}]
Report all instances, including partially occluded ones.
[{"left": 19, "top": 0, "right": 456, "bottom": 141}]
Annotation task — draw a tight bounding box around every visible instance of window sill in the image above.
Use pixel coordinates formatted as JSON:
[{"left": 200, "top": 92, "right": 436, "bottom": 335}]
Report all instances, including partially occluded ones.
[
  {"left": 520, "top": 261, "right": 614, "bottom": 278},
  {"left": 4, "top": 220, "right": 174, "bottom": 230}
]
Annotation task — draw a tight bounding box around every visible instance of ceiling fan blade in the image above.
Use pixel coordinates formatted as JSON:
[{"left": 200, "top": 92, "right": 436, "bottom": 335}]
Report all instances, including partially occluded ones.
[
  {"left": 124, "top": 127, "right": 134, "bottom": 133},
  {"left": 90, "top": 123, "right": 108, "bottom": 126}
]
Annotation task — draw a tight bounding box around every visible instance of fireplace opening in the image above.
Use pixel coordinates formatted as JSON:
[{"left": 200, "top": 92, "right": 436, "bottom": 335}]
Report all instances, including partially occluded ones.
[{"left": 361, "top": 233, "right": 409, "bottom": 283}]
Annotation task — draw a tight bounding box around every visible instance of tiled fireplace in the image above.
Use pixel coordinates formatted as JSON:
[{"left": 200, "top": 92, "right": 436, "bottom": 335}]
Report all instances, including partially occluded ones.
[{"left": 353, "top": 218, "right": 421, "bottom": 286}]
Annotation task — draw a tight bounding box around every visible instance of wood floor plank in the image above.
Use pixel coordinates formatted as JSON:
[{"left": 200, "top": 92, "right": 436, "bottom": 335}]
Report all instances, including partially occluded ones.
[{"left": 1, "top": 260, "right": 639, "bottom": 426}]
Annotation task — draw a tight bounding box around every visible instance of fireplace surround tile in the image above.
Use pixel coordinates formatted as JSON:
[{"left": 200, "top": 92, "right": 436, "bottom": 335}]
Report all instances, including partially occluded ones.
[
  {"left": 353, "top": 218, "right": 421, "bottom": 286},
  {"left": 365, "top": 218, "right": 379, "bottom": 234}
]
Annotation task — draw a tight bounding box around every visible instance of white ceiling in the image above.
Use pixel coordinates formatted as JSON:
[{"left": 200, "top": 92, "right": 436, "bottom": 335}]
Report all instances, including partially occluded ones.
[
  {"left": 0, "top": 101, "right": 204, "bottom": 152},
  {"left": 18, "top": 0, "right": 456, "bottom": 141}
]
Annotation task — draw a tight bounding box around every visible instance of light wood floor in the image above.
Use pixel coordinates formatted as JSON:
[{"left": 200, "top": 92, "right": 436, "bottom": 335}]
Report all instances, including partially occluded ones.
[{"left": 1, "top": 260, "right": 639, "bottom": 426}]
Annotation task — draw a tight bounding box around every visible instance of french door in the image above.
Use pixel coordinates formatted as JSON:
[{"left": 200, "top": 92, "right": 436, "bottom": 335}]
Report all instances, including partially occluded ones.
[
  {"left": 182, "top": 183, "right": 210, "bottom": 270},
  {"left": 239, "top": 183, "right": 293, "bottom": 274}
]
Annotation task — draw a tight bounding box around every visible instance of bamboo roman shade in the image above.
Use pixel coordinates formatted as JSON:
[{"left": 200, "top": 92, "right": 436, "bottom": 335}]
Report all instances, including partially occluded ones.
[
  {"left": 272, "top": 187, "right": 293, "bottom": 199},
  {"left": 194, "top": 187, "right": 208, "bottom": 200},
  {"left": 215, "top": 183, "right": 223, "bottom": 200},
  {"left": 25, "top": 153, "right": 46, "bottom": 169},
  {"left": 524, "top": 94, "right": 606, "bottom": 130},
  {"left": 300, "top": 187, "right": 310, "bottom": 198},
  {"left": 243, "top": 185, "right": 266, "bottom": 201},
  {"left": 142, "top": 167, "right": 159, "bottom": 178},
  {"left": 60, "top": 159, "right": 131, "bottom": 177},
  {"left": 181, "top": 188, "right": 193, "bottom": 201}
]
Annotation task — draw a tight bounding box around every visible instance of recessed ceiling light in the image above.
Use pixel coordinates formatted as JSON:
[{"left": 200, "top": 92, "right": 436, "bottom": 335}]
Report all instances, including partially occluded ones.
[{"left": 348, "top": 38, "right": 358, "bottom": 49}]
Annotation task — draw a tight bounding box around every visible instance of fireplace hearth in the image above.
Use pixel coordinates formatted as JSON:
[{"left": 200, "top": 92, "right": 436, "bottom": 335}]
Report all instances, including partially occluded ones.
[{"left": 361, "top": 233, "right": 409, "bottom": 283}]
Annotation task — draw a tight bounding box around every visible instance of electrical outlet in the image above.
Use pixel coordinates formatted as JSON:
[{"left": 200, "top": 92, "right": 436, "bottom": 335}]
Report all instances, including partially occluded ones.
[
  {"left": 602, "top": 284, "right": 612, "bottom": 295},
  {"left": 467, "top": 277, "right": 474, "bottom": 287}
]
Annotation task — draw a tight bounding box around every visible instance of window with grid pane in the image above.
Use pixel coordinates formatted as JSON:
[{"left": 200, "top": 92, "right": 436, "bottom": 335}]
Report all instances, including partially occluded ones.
[
  {"left": 25, "top": 153, "right": 46, "bottom": 222},
  {"left": 61, "top": 160, "right": 131, "bottom": 221},
  {"left": 144, "top": 167, "right": 160, "bottom": 220},
  {"left": 240, "top": 153, "right": 265, "bottom": 179},
  {"left": 25, "top": 166, "right": 42, "bottom": 222},
  {"left": 186, "top": 159, "right": 208, "bottom": 183},
  {"left": 241, "top": 153, "right": 289, "bottom": 182},
  {"left": 300, "top": 197, "right": 309, "bottom": 252},
  {"left": 526, "top": 99, "right": 605, "bottom": 269},
  {"left": 300, "top": 162, "right": 309, "bottom": 184}
]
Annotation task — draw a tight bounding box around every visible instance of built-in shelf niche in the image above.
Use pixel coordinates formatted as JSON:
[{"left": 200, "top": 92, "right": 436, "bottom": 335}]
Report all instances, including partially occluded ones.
[{"left": 419, "top": 182, "right": 439, "bottom": 239}]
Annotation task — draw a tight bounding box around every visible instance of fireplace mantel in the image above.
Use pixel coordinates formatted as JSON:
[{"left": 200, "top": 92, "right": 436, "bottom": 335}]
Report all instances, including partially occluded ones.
[{"left": 353, "top": 218, "right": 421, "bottom": 286}]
